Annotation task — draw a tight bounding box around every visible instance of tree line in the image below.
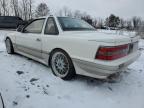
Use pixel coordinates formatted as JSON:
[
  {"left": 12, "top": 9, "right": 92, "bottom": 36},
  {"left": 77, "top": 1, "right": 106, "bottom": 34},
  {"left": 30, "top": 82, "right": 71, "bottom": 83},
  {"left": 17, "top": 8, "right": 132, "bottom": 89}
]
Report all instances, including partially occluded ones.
[
  {"left": 0, "top": 0, "right": 144, "bottom": 35},
  {"left": 56, "top": 6, "right": 144, "bottom": 37},
  {"left": 56, "top": 7, "right": 144, "bottom": 33},
  {"left": 0, "top": 0, "right": 50, "bottom": 20}
]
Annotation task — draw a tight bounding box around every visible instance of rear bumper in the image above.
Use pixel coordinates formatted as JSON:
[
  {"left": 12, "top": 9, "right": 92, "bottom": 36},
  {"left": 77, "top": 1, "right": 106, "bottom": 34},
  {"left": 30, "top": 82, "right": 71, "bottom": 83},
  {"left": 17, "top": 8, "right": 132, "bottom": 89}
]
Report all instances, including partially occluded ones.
[{"left": 72, "top": 51, "right": 141, "bottom": 79}]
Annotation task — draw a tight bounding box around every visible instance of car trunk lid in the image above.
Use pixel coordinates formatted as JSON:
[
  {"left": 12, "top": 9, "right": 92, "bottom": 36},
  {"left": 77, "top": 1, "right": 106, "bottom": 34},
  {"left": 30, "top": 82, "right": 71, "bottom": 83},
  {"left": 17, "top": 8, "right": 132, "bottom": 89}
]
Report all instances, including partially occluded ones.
[{"left": 62, "top": 31, "right": 139, "bottom": 45}]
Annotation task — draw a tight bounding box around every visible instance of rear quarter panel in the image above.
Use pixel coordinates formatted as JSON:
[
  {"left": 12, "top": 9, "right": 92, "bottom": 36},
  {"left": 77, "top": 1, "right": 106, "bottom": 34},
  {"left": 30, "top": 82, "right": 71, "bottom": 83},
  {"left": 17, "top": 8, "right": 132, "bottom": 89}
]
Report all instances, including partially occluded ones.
[{"left": 41, "top": 34, "right": 115, "bottom": 62}]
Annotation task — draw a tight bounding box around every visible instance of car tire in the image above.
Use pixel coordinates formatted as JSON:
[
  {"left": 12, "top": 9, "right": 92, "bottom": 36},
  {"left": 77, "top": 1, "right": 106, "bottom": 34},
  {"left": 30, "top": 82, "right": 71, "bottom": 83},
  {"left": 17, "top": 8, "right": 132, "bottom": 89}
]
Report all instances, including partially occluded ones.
[
  {"left": 50, "top": 50, "right": 76, "bottom": 80},
  {"left": 5, "top": 38, "right": 14, "bottom": 54}
]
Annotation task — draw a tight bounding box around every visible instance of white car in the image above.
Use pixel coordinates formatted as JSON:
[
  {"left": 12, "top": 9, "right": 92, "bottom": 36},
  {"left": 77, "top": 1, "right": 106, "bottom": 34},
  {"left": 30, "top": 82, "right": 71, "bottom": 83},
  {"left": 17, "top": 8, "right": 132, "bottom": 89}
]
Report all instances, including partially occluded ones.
[{"left": 4, "top": 15, "right": 140, "bottom": 80}]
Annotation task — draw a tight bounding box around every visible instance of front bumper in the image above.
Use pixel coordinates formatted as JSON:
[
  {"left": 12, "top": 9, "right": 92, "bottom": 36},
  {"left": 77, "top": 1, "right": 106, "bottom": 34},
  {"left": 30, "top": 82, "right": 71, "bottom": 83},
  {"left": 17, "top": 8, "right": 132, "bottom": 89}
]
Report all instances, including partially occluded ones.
[{"left": 72, "top": 51, "right": 141, "bottom": 79}]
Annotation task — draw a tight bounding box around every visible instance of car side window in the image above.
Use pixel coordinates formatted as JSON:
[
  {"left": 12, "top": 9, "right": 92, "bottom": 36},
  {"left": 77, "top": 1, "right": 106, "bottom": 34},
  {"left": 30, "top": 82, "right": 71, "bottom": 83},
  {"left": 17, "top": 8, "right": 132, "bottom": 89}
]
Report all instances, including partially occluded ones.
[
  {"left": 44, "top": 17, "right": 59, "bottom": 35},
  {"left": 24, "top": 19, "right": 45, "bottom": 34}
]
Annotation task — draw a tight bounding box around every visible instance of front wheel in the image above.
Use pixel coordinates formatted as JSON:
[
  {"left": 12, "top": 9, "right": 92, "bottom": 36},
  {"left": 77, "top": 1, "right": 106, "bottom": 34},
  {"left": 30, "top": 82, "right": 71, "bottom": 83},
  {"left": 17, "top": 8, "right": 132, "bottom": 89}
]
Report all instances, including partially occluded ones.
[
  {"left": 50, "top": 50, "right": 76, "bottom": 80},
  {"left": 5, "top": 38, "right": 14, "bottom": 54}
]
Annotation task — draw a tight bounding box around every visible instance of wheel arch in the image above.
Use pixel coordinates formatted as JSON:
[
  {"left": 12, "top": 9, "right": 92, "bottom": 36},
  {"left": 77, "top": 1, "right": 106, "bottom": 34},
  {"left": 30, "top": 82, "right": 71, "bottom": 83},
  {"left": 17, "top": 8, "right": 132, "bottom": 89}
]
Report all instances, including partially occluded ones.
[
  {"left": 48, "top": 47, "right": 76, "bottom": 80},
  {"left": 48, "top": 48, "right": 73, "bottom": 66},
  {"left": 5, "top": 36, "right": 14, "bottom": 46},
  {"left": 5, "top": 36, "right": 11, "bottom": 41},
  {"left": 5, "top": 34, "right": 16, "bottom": 44},
  {"left": 5, "top": 36, "right": 14, "bottom": 44},
  {"left": 5, "top": 36, "right": 15, "bottom": 53}
]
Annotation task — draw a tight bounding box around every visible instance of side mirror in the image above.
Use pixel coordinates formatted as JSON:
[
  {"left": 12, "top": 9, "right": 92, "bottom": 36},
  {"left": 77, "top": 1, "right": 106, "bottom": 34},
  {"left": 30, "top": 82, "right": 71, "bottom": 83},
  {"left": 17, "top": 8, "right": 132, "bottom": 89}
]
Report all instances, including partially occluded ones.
[{"left": 17, "top": 25, "right": 24, "bottom": 32}]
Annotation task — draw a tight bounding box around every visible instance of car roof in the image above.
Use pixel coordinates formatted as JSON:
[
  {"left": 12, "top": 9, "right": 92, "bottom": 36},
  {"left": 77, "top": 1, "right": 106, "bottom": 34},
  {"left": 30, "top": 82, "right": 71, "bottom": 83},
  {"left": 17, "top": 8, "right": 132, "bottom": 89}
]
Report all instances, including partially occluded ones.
[
  {"left": 38, "top": 15, "right": 54, "bottom": 19},
  {"left": 37, "top": 15, "right": 74, "bottom": 19}
]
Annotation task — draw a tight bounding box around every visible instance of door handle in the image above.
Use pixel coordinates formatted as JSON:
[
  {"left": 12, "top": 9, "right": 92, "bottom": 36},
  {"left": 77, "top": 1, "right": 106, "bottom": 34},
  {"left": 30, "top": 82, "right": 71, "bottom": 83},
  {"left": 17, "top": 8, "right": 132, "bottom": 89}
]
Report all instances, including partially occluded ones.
[{"left": 36, "top": 38, "right": 41, "bottom": 42}]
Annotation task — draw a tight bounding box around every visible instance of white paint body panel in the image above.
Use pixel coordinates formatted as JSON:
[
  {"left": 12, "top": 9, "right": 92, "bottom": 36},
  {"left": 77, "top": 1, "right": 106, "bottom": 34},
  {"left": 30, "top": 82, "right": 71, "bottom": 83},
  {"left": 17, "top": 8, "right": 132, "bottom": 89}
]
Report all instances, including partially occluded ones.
[{"left": 4, "top": 16, "right": 141, "bottom": 79}]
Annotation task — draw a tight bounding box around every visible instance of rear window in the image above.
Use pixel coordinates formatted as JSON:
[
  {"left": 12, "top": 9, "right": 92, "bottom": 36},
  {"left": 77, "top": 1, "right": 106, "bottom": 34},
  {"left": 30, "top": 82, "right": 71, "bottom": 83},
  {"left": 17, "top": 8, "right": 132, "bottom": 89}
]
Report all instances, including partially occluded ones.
[{"left": 57, "top": 17, "right": 95, "bottom": 31}]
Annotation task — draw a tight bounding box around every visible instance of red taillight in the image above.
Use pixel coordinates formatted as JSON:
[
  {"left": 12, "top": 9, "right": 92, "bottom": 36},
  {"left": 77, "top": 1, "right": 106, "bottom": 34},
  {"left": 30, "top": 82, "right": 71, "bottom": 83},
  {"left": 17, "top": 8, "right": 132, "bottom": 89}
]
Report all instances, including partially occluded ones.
[{"left": 96, "top": 44, "right": 129, "bottom": 60}]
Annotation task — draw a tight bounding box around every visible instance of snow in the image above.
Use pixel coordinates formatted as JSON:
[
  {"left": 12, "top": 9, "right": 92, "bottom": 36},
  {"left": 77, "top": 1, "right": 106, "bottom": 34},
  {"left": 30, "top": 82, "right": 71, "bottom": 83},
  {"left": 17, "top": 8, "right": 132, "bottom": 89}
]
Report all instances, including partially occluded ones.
[{"left": 0, "top": 30, "right": 144, "bottom": 108}]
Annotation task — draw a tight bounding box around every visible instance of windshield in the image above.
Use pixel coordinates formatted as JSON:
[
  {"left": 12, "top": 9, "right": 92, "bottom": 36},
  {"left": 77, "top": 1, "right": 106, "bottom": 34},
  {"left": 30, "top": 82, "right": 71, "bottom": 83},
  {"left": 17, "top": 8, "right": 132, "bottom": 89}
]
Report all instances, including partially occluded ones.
[{"left": 57, "top": 17, "right": 96, "bottom": 31}]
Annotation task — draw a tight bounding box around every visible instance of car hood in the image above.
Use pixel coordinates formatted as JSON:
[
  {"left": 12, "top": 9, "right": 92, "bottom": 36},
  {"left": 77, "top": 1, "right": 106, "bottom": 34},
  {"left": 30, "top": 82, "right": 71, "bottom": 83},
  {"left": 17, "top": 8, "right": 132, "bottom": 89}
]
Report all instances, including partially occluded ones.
[{"left": 62, "top": 31, "right": 139, "bottom": 44}]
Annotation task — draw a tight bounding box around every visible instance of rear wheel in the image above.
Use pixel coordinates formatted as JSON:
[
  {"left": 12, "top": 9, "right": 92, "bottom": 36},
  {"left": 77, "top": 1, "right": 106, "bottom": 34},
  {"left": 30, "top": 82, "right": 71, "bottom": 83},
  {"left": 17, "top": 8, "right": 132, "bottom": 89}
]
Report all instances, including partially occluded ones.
[
  {"left": 5, "top": 38, "right": 14, "bottom": 54},
  {"left": 50, "top": 50, "right": 76, "bottom": 80}
]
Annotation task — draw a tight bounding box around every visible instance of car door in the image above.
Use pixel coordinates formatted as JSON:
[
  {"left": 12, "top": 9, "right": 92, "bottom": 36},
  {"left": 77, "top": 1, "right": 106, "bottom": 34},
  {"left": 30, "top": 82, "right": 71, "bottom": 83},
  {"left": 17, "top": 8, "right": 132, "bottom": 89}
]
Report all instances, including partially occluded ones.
[
  {"left": 41, "top": 17, "right": 59, "bottom": 58},
  {"left": 16, "top": 18, "right": 45, "bottom": 58}
]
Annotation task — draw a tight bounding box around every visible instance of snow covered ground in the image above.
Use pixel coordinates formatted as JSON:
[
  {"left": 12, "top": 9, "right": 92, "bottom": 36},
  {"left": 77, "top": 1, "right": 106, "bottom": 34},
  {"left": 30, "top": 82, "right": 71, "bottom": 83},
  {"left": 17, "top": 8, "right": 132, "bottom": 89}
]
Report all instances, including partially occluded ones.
[{"left": 0, "top": 30, "right": 144, "bottom": 108}]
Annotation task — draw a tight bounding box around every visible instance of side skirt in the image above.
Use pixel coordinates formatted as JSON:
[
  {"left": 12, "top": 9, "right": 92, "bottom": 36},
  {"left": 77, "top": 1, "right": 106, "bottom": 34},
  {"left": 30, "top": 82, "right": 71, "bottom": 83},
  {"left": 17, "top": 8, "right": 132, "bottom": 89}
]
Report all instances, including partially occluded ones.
[{"left": 15, "top": 49, "right": 49, "bottom": 66}]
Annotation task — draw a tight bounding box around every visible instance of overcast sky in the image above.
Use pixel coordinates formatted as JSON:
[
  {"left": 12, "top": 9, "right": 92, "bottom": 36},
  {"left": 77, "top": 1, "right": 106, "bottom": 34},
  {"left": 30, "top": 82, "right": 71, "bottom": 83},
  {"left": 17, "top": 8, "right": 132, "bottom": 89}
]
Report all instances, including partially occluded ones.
[{"left": 36, "top": 0, "right": 144, "bottom": 19}]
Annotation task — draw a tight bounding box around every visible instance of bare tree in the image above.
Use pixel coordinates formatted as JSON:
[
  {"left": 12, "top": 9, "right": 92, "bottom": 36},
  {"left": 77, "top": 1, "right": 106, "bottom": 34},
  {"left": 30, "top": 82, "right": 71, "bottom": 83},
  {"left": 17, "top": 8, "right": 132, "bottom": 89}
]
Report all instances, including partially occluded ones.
[
  {"left": 119, "top": 18, "right": 125, "bottom": 29},
  {"left": 73, "top": 10, "right": 82, "bottom": 18},
  {"left": 0, "top": 0, "right": 9, "bottom": 16},
  {"left": 136, "top": 21, "right": 144, "bottom": 38},
  {"left": 18, "top": 0, "right": 34, "bottom": 20},
  {"left": 56, "top": 6, "right": 72, "bottom": 17},
  {"left": 11, "top": 0, "right": 19, "bottom": 16},
  {"left": 93, "top": 19, "right": 97, "bottom": 28},
  {"left": 0, "top": 6, "right": 2, "bottom": 16},
  {"left": 132, "top": 16, "right": 142, "bottom": 30},
  {"left": 56, "top": 9, "right": 63, "bottom": 17},
  {"left": 0, "top": 0, "right": 6, "bottom": 15},
  {"left": 29, "top": 0, "right": 32, "bottom": 19},
  {"left": 126, "top": 20, "right": 133, "bottom": 31},
  {"left": 63, "top": 6, "right": 72, "bottom": 17},
  {"left": 66, "top": 10, "right": 72, "bottom": 17},
  {"left": 63, "top": 6, "right": 68, "bottom": 16},
  {"left": 35, "top": 3, "right": 50, "bottom": 17},
  {"left": 19, "top": 0, "right": 28, "bottom": 20},
  {"left": 97, "top": 18, "right": 104, "bottom": 29}
]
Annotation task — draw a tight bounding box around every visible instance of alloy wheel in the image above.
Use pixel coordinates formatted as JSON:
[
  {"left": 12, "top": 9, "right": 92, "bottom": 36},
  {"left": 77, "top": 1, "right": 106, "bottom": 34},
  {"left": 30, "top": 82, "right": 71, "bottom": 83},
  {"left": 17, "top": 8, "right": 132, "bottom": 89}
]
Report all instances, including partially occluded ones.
[{"left": 51, "top": 52, "right": 69, "bottom": 77}]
